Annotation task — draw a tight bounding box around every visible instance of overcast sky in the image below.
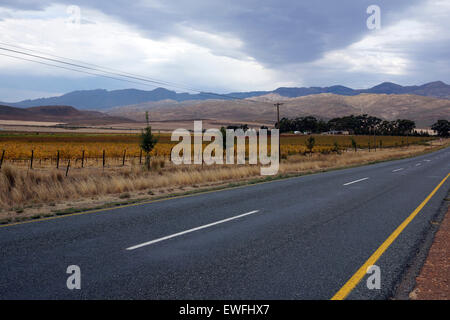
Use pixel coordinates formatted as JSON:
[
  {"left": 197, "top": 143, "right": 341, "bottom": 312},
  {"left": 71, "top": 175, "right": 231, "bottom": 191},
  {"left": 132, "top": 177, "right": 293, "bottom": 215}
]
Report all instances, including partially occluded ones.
[{"left": 0, "top": 0, "right": 449, "bottom": 101}]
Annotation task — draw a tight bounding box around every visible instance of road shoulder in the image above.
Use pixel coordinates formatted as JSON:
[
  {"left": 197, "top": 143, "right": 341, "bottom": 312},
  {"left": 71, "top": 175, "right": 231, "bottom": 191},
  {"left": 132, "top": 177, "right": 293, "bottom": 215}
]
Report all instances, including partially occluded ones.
[
  {"left": 394, "top": 193, "right": 450, "bottom": 300},
  {"left": 410, "top": 202, "right": 450, "bottom": 300}
]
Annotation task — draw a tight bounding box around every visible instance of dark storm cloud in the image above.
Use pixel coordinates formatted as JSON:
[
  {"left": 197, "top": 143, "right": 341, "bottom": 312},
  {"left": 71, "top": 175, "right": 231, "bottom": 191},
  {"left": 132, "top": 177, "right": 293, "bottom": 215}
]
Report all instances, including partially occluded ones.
[{"left": 1, "top": 0, "right": 423, "bottom": 66}]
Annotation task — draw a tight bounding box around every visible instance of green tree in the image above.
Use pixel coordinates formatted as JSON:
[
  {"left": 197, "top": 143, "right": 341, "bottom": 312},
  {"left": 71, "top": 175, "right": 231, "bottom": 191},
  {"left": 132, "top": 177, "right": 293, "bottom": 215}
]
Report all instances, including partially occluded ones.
[
  {"left": 333, "top": 141, "right": 340, "bottom": 154},
  {"left": 351, "top": 137, "right": 357, "bottom": 152},
  {"left": 140, "top": 112, "right": 158, "bottom": 170},
  {"left": 393, "top": 119, "right": 415, "bottom": 136},
  {"left": 306, "top": 136, "right": 315, "bottom": 155},
  {"left": 431, "top": 120, "right": 450, "bottom": 137}
]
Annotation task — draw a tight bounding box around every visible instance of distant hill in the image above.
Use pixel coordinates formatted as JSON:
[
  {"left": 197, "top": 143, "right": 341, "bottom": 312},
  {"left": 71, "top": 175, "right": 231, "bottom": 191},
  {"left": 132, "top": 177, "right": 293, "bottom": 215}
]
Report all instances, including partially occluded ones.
[
  {"left": 2, "top": 81, "right": 450, "bottom": 110},
  {"left": 108, "top": 93, "right": 450, "bottom": 127},
  {"left": 1, "top": 88, "right": 215, "bottom": 110},
  {"left": 0, "top": 105, "right": 133, "bottom": 125}
]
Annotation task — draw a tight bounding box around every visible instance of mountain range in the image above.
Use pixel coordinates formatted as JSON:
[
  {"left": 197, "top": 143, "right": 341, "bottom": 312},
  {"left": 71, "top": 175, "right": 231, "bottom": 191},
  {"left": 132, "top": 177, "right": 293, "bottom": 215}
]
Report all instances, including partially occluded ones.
[
  {"left": 108, "top": 93, "right": 450, "bottom": 127},
  {"left": 2, "top": 81, "right": 450, "bottom": 110}
]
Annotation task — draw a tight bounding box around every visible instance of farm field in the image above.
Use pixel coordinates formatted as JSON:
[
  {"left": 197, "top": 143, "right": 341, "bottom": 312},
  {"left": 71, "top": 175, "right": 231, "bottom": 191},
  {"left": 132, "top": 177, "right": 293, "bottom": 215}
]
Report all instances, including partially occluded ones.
[
  {"left": 0, "top": 130, "right": 445, "bottom": 224},
  {"left": 0, "top": 132, "right": 434, "bottom": 168}
]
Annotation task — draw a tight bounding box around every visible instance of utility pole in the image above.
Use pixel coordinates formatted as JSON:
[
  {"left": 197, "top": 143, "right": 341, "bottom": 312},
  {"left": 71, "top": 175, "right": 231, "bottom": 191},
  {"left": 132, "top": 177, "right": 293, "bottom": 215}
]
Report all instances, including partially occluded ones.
[
  {"left": 274, "top": 102, "right": 283, "bottom": 159},
  {"left": 373, "top": 126, "right": 376, "bottom": 151},
  {"left": 274, "top": 103, "right": 283, "bottom": 129}
]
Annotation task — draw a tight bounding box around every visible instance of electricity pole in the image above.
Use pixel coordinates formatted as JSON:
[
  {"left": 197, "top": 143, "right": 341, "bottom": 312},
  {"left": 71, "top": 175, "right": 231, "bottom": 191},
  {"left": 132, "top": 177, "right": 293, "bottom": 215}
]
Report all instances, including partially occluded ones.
[
  {"left": 274, "top": 102, "right": 283, "bottom": 129},
  {"left": 274, "top": 102, "right": 283, "bottom": 159},
  {"left": 373, "top": 125, "right": 376, "bottom": 151}
]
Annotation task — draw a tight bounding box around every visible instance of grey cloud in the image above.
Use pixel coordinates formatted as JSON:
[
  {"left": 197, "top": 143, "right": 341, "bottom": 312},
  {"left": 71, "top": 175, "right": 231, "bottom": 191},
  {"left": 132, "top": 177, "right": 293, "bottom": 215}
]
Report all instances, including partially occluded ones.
[
  {"left": 2, "top": 0, "right": 423, "bottom": 66},
  {"left": 84, "top": 0, "right": 425, "bottom": 66},
  {"left": 1, "top": 0, "right": 449, "bottom": 91}
]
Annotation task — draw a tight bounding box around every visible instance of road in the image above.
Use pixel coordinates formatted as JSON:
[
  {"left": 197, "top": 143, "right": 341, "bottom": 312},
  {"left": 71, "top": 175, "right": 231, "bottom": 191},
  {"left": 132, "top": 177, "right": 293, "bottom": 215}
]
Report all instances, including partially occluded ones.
[{"left": 1, "top": 147, "right": 449, "bottom": 299}]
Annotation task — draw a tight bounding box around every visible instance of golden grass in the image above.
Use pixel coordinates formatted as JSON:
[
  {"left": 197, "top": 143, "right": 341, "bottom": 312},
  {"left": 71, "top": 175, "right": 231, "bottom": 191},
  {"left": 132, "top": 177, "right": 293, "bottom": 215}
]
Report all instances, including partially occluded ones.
[
  {"left": 0, "top": 133, "right": 432, "bottom": 162},
  {"left": 1, "top": 139, "right": 447, "bottom": 221}
]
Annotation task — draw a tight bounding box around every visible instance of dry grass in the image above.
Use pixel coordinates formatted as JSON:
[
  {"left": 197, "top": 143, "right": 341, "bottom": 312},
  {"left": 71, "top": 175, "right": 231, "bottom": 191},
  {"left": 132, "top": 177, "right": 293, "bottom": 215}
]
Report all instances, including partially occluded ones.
[
  {"left": 281, "top": 146, "right": 429, "bottom": 173},
  {"left": 0, "top": 139, "right": 448, "bottom": 222}
]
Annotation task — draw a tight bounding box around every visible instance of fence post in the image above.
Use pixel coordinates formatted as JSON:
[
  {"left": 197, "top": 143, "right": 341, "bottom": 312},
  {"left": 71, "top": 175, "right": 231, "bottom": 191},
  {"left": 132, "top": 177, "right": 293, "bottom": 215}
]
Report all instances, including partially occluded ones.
[
  {"left": 81, "top": 150, "right": 85, "bottom": 168},
  {"left": 66, "top": 159, "right": 70, "bottom": 177},
  {"left": 139, "top": 149, "right": 142, "bottom": 164},
  {"left": 122, "top": 149, "right": 126, "bottom": 166},
  {"left": 0, "top": 150, "right": 5, "bottom": 169},
  {"left": 30, "top": 150, "right": 34, "bottom": 169},
  {"left": 102, "top": 150, "right": 105, "bottom": 169},
  {"left": 56, "top": 150, "right": 60, "bottom": 169}
]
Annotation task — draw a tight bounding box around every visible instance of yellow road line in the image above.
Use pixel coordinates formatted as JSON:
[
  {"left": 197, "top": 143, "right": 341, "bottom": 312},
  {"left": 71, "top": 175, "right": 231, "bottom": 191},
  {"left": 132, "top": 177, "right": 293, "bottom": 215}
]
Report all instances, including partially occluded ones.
[{"left": 331, "top": 172, "right": 450, "bottom": 300}]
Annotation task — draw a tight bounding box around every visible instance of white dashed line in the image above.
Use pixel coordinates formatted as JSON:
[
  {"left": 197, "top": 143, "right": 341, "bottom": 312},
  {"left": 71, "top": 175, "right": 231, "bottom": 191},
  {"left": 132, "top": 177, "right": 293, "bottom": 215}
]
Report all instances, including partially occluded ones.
[
  {"left": 126, "top": 210, "right": 260, "bottom": 250},
  {"left": 343, "top": 177, "right": 369, "bottom": 186}
]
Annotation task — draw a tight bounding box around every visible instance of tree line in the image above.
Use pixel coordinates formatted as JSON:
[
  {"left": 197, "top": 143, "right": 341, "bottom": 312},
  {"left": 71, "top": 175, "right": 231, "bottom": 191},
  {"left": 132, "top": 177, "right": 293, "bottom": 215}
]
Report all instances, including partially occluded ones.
[{"left": 276, "top": 115, "right": 448, "bottom": 136}]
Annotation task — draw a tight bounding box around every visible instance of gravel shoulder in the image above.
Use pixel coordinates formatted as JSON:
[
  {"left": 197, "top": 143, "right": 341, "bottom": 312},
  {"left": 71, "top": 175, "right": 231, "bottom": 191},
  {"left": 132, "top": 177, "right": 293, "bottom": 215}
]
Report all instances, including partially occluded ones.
[{"left": 409, "top": 202, "right": 450, "bottom": 300}]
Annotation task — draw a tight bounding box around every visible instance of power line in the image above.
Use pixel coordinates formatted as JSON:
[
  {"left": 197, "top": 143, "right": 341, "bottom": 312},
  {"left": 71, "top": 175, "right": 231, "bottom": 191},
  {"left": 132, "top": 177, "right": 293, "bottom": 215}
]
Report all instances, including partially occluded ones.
[
  {"left": 0, "top": 41, "right": 230, "bottom": 95},
  {"left": 0, "top": 41, "right": 190, "bottom": 90},
  {"left": 0, "top": 52, "right": 157, "bottom": 88},
  {"left": 0, "top": 43, "right": 275, "bottom": 105},
  {"left": 0, "top": 46, "right": 177, "bottom": 88}
]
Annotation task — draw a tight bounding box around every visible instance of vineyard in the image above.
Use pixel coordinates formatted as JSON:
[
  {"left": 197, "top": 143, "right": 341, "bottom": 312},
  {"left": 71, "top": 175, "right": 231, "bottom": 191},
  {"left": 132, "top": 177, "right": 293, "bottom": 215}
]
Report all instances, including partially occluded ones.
[{"left": 0, "top": 132, "right": 434, "bottom": 169}]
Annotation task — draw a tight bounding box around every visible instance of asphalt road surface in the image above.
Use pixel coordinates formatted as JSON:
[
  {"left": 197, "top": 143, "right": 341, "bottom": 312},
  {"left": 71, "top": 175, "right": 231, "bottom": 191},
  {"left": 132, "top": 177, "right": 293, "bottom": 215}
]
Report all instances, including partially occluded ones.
[{"left": 1, "top": 147, "right": 449, "bottom": 300}]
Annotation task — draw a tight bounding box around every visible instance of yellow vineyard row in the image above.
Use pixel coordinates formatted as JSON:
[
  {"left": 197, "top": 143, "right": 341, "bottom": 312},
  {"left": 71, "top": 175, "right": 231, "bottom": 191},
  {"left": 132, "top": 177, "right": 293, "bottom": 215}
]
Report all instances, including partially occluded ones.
[{"left": 0, "top": 134, "right": 432, "bottom": 160}]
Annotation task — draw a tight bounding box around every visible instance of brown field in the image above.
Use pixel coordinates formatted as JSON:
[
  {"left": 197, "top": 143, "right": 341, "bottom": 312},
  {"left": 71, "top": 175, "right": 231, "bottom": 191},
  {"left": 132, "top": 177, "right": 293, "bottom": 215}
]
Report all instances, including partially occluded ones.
[
  {"left": 0, "top": 120, "right": 66, "bottom": 126},
  {"left": 0, "top": 132, "right": 446, "bottom": 224},
  {"left": 0, "top": 132, "right": 433, "bottom": 165},
  {"left": 0, "top": 124, "right": 140, "bottom": 134},
  {"left": 0, "top": 120, "right": 270, "bottom": 134}
]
